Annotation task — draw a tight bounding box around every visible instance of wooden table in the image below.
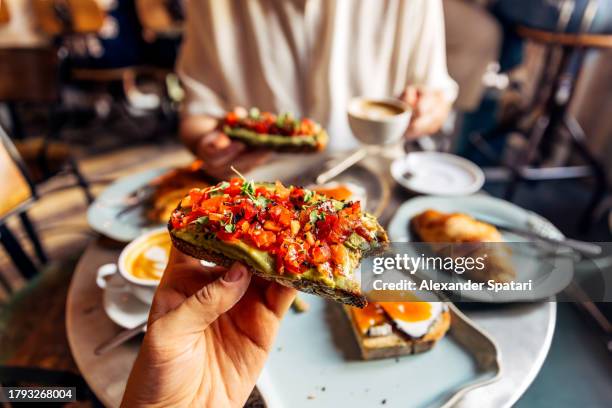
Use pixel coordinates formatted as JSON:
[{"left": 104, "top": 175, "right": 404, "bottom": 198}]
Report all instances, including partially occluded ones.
[{"left": 66, "top": 151, "right": 557, "bottom": 407}]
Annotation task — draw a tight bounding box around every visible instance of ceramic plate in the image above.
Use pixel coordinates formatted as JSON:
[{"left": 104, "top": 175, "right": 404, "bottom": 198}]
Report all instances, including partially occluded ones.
[
  {"left": 87, "top": 168, "right": 169, "bottom": 242},
  {"left": 387, "top": 195, "right": 574, "bottom": 302},
  {"left": 391, "top": 152, "right": 484, "bottom": 196},
  {"left": 247, "top": 153, "right": 388, "bottom": 217},
  {"left": 102, "top": 273, "right": 149, "bottom": 329},
  {"left": 258, "top": 295, "right": 501, "bottom": 408}
]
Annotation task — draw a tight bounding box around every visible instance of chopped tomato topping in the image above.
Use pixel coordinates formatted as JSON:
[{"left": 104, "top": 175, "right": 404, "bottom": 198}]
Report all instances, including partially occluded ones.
[
  {"left": 172, "top": 179, "right": 377, "bottom": 276},
  {"left": 311, "top": 243, "right": 331, "bottom": 264},
  {"left": 221, "top": 108, "right": 320, "bottom": 137},
  {"left": 251, "top": 229, "right": 276, "bottom": 249}
]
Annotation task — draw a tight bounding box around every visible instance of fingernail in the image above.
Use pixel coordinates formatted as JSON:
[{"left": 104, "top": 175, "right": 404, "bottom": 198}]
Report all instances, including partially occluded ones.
[{"left": 223, "top": 263, "right": 245, "bottom": 282}]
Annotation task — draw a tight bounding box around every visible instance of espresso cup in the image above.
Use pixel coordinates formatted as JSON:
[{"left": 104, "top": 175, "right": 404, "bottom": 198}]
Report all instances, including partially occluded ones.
[
  {"left": 347, "top": 97, "right": 412, "bottom": 145},
  {"left": 96, "top": 227, "right": 169, "bottom": 304}
]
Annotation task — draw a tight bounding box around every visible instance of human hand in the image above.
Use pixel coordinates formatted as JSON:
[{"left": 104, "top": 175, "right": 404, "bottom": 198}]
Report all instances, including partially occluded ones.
[
  {"left": 180, "top": 114, "right": 271, "bottom": 179},
  {"left": 400, "top": 86, "right": 452, "bottom": 139},
  {"left": 121, "top": 248, "right": 296, "bottom": 408}
]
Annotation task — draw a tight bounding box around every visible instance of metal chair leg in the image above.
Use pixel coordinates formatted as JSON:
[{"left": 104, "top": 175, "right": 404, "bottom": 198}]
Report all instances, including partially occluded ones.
[
  {"left": 564, "top": 116, "right": 609, "bottom": 230},
  {"left": 504, "top": 115, "right": 551, "bottom": 200},
  {"left": 69, "top": 157, "right": 94, "bottom": 204},
  {"left": 0, "top": 224, "right": 38, "bottom": 280},
  {"left": 18, "top": 212, "right": 48, "bottom": 264}
]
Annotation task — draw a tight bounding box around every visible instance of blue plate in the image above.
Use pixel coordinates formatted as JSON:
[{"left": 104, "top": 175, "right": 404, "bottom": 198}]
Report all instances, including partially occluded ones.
[
  {"left": 87, "top": 168, "right": 169, "bottom": 242},
  {"left": 387, "top": 195, "right": 574, "bottom": 302},
  {"left": 258, "top": 295, "right": 501, "bottom": 408}
]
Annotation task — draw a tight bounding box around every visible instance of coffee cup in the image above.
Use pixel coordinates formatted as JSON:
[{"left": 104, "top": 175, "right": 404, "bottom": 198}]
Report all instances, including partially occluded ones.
[
  {"left": 96, "top": 227, "right": 170, "bottom": 304},
  {"left": 347, "top": 97, "right": 412, "bottom": 145}
]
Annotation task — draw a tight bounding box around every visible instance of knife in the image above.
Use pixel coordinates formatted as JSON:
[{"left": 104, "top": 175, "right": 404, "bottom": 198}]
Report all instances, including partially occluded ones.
[
  {"left": 479, "top": 218, "right": 602, "bottom": 256},
  {"left": 95, "top": 322, "right": 147, "bottom": 356}
]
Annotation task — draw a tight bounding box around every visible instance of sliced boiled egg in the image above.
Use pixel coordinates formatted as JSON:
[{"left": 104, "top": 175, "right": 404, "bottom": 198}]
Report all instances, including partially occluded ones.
[{"left": 379, "top": 302, "right": 445, "bottom": 339}]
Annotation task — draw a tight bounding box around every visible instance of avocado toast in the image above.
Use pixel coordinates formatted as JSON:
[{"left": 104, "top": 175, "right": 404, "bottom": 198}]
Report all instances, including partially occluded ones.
[
  {"left": 222, "top": 108, "right": 328, "bottom": 152},
  {"left": 169, "top": 178, "right": 388, "bottom": 307}
]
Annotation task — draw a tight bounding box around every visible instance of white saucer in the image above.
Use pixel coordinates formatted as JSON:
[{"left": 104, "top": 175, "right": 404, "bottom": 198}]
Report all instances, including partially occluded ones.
[
  {"left": 391, "top": 152, "right": 485, "bottom": 196},
  {"left": 102, "top": 273, "right": 150, "bottom": 329}
]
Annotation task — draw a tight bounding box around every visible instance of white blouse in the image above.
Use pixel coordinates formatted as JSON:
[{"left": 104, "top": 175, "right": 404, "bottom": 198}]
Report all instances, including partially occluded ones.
[{"left": 177, "top": 0, "right": 458, "bottom": 151}]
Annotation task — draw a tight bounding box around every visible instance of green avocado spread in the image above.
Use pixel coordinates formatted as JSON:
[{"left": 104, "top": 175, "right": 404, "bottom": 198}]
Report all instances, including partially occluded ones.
[
  {"left": 173, "top": 227, "right": 363, "bottom": 292},
  {"left": 224, "top": 126, "right": 323, "bottom": 148}
]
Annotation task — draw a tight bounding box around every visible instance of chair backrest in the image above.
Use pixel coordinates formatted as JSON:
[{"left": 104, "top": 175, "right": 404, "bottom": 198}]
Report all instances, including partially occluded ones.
[
  {"left": 136, "top": 0, "right": 184, "bottom": 34},
  {"left": 32, "top": 0, "right": 105, "bottom": 35},
  {"left": 0, "top": 0, "right": 10, "bottom": 25},
  {"left": 0, "top": 47, "right": 59, "bottom": 102},
  {"left": 0, "top": 125, "right": 35, "bottom": 220}
]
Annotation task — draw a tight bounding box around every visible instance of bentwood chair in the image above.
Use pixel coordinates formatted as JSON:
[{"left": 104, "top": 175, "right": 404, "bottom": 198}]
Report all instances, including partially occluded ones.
[
  {"left": 0, "top": 126, "right": 101, "bottom": 406},
  {"left": 0, "top": 122, "right": 92, "bottom": 287},
  {"left": 473, "top": 0, "right": 611, "bottom": 231},
  {"left": 0, "top": 126, "right": 48, "bottom": 290}
]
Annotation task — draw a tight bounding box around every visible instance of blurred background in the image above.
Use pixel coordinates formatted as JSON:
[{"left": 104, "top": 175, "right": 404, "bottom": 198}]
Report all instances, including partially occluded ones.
[{"left": 0, "top": 0, "right": 611, "bottom": 407}]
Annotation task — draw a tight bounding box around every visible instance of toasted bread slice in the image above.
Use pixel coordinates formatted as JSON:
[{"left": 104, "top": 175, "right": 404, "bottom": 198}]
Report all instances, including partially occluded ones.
[
  {"left": 171, "top": 232, "right": 370, "bottom": 307},
  {"left": 344, "top": 303, "right": 451, "bottom": 360},
  {"left": 169, "top": 180, "right": 388, "bottom": 308},
  {"left": 410, "top": 210, "right": 516, "bottom": 283}
]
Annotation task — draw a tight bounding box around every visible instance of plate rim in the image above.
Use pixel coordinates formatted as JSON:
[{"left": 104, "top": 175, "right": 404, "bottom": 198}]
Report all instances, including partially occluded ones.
[
  {"left": 391, "top": 152, "right": 485, "bottom": 196},
  {"left": 87, "top": 167, "right": 170, "bottom": 242},
  {"left": 387, "top": 194, "right": 573, "bottom": 302}
]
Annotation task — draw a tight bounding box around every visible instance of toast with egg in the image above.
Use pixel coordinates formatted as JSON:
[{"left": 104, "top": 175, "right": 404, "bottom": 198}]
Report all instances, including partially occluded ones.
[
  {"left": 169, "top": 178, "right": 388, "bottom": 308},
  {"left": 345, "top": 301, "right": 451, "bottom": 359},
  {"left": 410, "top": 209, "right": 516, "bottom": 283}
]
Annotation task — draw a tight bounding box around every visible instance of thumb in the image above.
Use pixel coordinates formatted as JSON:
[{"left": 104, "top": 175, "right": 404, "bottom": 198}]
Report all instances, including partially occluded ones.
[{"left": 162, "top": 262, "right": 251, "bottom": 334}]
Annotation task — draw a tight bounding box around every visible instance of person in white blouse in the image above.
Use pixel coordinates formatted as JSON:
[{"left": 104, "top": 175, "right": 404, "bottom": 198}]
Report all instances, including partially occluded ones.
[{"left": 178, "top": 0, "right": 457, "bottom": 176}]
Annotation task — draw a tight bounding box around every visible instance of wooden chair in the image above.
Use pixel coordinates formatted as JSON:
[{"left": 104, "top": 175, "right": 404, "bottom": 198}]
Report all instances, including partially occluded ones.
[
  {"left": 0, "top": 0, "right": 11, "bottom": 25},
  {"left": 136, "top": 0, "right": 184, "bottom": 36},
  {"left": 0, "top": 128, "right": 100, "bottom": 404},
  {"left": 0, "top": 126, "right": 46, "bottom": 289},
  {"left": 0, "top": 47, "right": 93, "bottom": 202},
  {"left": 473, "top": 1, "right": 611, "bottom": 231},
  {"left": 32, "top": 0, "right": 105, "bottom": 35}
]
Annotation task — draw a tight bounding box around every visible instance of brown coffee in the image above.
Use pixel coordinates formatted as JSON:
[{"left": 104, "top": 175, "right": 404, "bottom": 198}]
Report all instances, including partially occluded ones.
[{"left": 356, "top": 100, "right": 404, "bottom": 120}]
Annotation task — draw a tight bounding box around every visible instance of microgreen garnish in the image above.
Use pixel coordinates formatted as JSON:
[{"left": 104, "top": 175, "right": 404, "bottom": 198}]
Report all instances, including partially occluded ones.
[
  {"left": 195, "top": 216, "right": 209, "bottom": 225},
  {"left": 276, "top": 112, "right": 292, "bottom": 127},
  {"left": 304, "top": 190, "right": 314, "bottom": 203},
  {"left": 249, "top": 107, "right": 260, "bottom": 119},
  {"left": 309, "top": 210, "right": 325, "bottom": 224},
  {"left": 205, "top": 181, "right": 229, "bottom": 195},
  {"left": 230, "top": 165, "right": 246, "bottom": 180},
  {"left": 220, "top": 212, "right": 235, "bottom": 232},
  {"left": 241, "top": 179, "right": 255, "bottom": 196},
  {"left": 231, "top": 166, "right": 268, "bottom": 208},
  {"left": 253, "top": 195, "right": 269, "bottom": 208}
]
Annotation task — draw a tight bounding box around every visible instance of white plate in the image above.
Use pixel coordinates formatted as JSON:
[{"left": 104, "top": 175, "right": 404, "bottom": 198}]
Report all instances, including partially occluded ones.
[
  {"left": 87, "top": 168, "right": 169, "bottom": 242},
  {"left": 258, "top": 295, "right": 500, "bottom": 408},
  {"left": 387, "top": 195, "right": 574, "bottom": 302},
  {"left": 391, "top": 152, "right": 485, "bottom": 196},
  {"left": 102, "top": 273, "right": 150, "bottom": 329}
]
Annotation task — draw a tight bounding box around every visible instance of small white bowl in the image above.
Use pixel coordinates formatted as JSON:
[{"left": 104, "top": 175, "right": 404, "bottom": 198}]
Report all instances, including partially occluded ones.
[
  {"left": 347, "top": 97, "right": 412, "bottom": 145},
  {"left": 391, "top": 152, "right": 485, "bottom": 196}
]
